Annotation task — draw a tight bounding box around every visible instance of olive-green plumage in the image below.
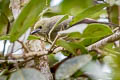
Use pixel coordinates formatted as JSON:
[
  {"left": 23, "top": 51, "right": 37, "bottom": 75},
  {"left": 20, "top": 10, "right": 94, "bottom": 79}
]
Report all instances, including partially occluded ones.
[{"left": 32, "top": 15, "right": 73, "bottom": 40}]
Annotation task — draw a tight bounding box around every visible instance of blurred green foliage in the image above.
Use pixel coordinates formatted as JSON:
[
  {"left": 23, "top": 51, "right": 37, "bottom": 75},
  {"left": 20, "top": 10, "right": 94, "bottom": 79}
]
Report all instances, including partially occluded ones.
[
  {"left": 0, "top": 0, "right": 13, "bottom": 20},
  {"left": 60, "top": 0, "right": 93, "bottom": 16},
  {"left": 109, "top": 5, "right": 119, "bottom": 24}
]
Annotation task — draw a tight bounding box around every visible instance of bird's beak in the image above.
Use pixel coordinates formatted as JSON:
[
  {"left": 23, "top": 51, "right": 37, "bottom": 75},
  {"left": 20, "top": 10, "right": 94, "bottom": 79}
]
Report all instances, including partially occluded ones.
[{"left": 31, "top": 28, "right": 41, "bottom": 34}]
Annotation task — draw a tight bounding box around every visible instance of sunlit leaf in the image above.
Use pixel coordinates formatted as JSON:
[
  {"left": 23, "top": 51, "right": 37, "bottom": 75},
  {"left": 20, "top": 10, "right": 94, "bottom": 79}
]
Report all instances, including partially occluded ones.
[
  {"left": 10, "top": 68, "right": 46, "bottom": 80},
  {"left": 82, "top": 23, "right": 113, "bottom": 38},
  {"left": 78, "top": 24, "right": 112, "bottom": 46},
  {"left": 90, "top": 9, "right": 107, "bottom": 19},
  {"left": 67, "top": 32, "right": 82, "bottom": 39},
  {"left": 70, "top": 3, "right": 109, "bottom": 25},
  {"left": 55, "top": 54, "right": 92, "bottom": 79},
  {"left": 10, "top": 0, "right": 47, "bottom": 42}
]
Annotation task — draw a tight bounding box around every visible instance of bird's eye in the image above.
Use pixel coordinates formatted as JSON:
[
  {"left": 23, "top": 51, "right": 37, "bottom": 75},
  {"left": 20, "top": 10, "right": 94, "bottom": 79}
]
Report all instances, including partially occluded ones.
[{"left": 39, "top": 26, "right": 42, "bottom": 29}]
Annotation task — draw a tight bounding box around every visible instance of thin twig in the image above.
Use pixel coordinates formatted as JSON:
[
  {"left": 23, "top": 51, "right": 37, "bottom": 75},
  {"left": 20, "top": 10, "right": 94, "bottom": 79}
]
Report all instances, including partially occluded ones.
[
  {"left": 48, "top": 21, "right": 59, "bottom": 40},
  {"left": 48, "top": 25, "right": 64, "bottom": 53},
  {"left": 72, "top": 18, "right": 120, "bottom": 28},
  {"left": 53, "top": 47, "right": 64, "bottom": 53},
  {"left": 17, "top": 40, "right": 29, "bottom": 53},
  {"left": 48, "top": 34, "right": 59, "bottom": 52}
]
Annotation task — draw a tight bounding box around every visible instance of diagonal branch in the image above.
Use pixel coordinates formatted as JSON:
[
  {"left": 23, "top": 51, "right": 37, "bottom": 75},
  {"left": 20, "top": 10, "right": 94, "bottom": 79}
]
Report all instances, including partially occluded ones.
[{"left": 87, "top": 31, "right": 120, "bottom": 51}]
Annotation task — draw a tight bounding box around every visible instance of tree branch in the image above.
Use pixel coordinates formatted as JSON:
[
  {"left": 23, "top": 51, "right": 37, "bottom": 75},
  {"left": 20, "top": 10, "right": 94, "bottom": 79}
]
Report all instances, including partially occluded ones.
[
  {"left": 87, "top": 31, "right": 120, "bottom": 51},
  {"left": 10, "top": 51, "right": 48, "bottom": 59}
]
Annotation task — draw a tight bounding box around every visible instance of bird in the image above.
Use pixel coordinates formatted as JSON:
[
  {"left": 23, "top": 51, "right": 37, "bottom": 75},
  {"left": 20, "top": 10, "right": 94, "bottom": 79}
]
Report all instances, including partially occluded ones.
[{"left": 31, "top": 15, "right": 73, "bottom": 40}]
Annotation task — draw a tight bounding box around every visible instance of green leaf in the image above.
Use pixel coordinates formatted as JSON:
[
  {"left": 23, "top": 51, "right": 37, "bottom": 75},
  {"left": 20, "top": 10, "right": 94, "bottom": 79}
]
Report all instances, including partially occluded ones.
[
  {"left": 82, "top": 23, "right": 113, "bottom": 38},
  {"left": 0, "top": 12, "right": 8, "bottom": 34},
  {"left": 90, "top": 9, "right": 107, "bottom": 19},
  {"left": 28, "top": 35, "right": 40, "bottom": 40},
  {"left": 72, "top": 70, "right": 83, "bottom": 78},
  {"left": 0, "top": 35, "right": 10, "bottom": 40},
  {"left": 79, "top": 24, "right": 112, "bottom": 46},
  {"left": 70, "top": 3, "right": 109, "bottom": 25},
  {"left": 56, "top": 40, "right": 88, "bottom": 54},
  {"left": 79, "top": 37, "right": 101, "bottom": 47},
  {"left": 48, "top": 54, "right": 58, "bottom": 67},
  {"left": 10, "top": 68, "right": 46, "bottom": 80},
  {"left": 68, "top": 42, "right": 88, "bottom": 54},
  {"left": 103, "top": 48, "right": 120, "bottom": 80},
  {"left": 109, "top": 5, "right": 119, "bottom": 24},
  {"left": 68, "top": 32, "right": 82, "bottom": 38},
  {"left": 0, "top": 0, "right": 13, "bottom": 20},
  {"left": 104, "top": 43, "right": 114, "bottom": 50},
  {"left": 10, "top": 0, "right": 47, "bottom": 42},
  {"left": 55, "top": 54, "right": 92, "bottom": 79},
  {"left": 56, "top": 40, "right": 75, "bottom": 54}
]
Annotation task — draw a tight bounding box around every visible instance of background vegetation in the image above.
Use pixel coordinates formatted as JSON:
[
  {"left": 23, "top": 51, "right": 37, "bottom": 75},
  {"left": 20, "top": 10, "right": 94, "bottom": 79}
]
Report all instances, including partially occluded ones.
[{"left": 0, "top": 0, "right": 120, "bottom": 80}]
